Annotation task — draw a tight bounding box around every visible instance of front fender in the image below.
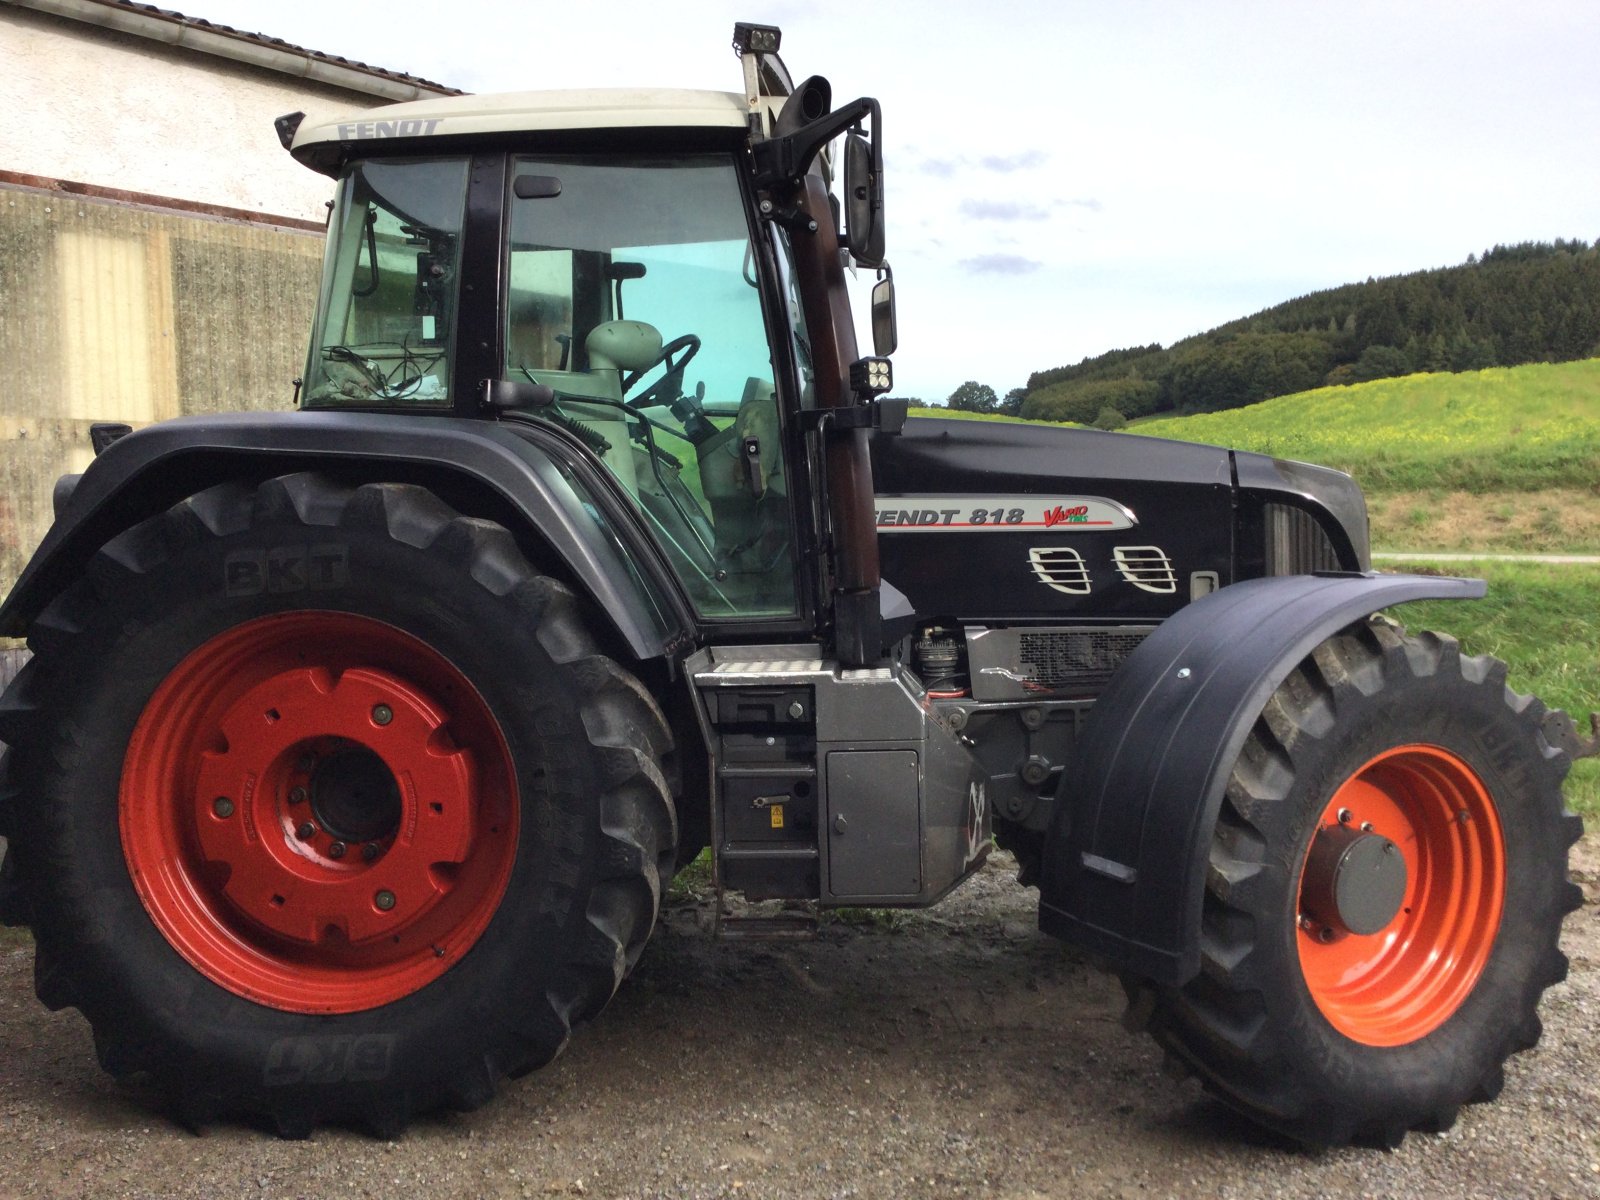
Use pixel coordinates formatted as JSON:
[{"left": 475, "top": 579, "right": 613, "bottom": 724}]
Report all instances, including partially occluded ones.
[
  {"left": 0, "top": 411, "right": 691, "bottom": 660},
  {"left": 1037, "top": 572, "right": 1486, "bottom": 985}
]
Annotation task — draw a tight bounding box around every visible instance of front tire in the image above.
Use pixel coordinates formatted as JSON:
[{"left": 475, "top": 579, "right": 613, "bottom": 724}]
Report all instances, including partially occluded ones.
[
  {"left": 1143, "top": 617, "right": 1583, "bottom": 1147},
  {"left": 0, "top": 474, "right": 675, "bottom": 1134}
]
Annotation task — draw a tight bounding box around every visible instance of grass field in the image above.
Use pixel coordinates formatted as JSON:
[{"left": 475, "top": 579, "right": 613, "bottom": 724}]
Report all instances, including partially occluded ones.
[
  {"left": 914, "top": 359, "right": 1600, "bottom": 552},
  {"left": 1130, "top": 358, "right": 1600, "bottom": 492},
  {"left": 1367, "top": 488, "right": 1600, "bottom": 553},
  {"left": 1387, "top": 558, "right": 1598, "bottom": 819}
]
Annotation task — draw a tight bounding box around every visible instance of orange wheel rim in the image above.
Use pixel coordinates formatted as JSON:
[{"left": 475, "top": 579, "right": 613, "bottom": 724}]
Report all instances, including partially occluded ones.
[
  {"left": 121, "top": 612, "right": 518, "bottom": 1014},
  {"left": 1296, "top": 744, "right": 1504, "bottom": 1046}
]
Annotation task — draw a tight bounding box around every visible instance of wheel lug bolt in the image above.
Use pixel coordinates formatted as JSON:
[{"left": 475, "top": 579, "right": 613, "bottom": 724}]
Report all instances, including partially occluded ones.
[
  {"left": 374, "top": 890, "right": 397, "bottom": 911},
  {"left": 372, "top": 704, "right": 394, "bottom": 726},
  {"left": 1336, "top": 808, "right": 1353, "bottom": 825},
  {"left": 328, "top": 841, "right": 348, "bottom": 860},
  {"left": 213, "top": 796, "right": 235, "bottom": 818},
  {"left": 296, "top": 822, "right": 316, "bottom": 841},
  {"left": 362, "top": 842, "right": 380, "bottom": 862},
  {"left": 289, "top": 786, "right": 308, "bottom": 805}
]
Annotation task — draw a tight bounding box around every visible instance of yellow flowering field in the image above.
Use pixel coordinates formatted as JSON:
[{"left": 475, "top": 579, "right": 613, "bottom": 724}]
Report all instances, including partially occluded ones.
[{"left": 1130, "top": 359, "right": 1600, "bottom": 491}]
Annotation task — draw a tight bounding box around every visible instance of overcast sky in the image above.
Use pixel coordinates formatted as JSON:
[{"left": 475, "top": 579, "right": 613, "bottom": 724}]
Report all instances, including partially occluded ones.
[{"left": 187, "top": 0, "right": 1598, "bottom": 402}]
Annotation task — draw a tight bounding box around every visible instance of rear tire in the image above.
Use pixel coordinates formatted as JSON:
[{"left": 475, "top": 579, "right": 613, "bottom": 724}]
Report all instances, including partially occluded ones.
[
  {"left": 0, "top": 474, "right": 675, "bottom": 1134},
  {"left": 1143, "top": 617, "right": 1582, "bottom": 1147}
]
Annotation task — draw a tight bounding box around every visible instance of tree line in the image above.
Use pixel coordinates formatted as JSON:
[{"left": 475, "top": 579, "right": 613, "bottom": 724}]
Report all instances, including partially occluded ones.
[{"left": 905, "top": 240, "right": 1600, "bottom": 426}]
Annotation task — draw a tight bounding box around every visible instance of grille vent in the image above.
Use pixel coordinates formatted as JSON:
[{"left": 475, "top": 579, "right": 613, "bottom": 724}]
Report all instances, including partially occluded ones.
[
  {"left": 1265, "top": 504, "right": 1341, "bottom": 574},
  {"left": 1112, "top": 545, "right": 1177, "bottom": 594},
  {"left": 1019, "top": 629, "right": 1152, "bottom": 691},
  {"left": 1028, "top": 546, "right": 1091, "bottom": 594}
]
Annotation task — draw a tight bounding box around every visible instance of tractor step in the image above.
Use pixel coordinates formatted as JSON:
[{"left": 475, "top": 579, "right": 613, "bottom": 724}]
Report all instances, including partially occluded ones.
[{"left": 715, "top": 906, "right": 820, "bottom": 941}]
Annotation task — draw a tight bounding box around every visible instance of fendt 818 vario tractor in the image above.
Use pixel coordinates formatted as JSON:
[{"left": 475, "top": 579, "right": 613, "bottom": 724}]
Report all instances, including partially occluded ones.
[{"left": 0, "top": 24, "right": 1586, "bottom": 1145}]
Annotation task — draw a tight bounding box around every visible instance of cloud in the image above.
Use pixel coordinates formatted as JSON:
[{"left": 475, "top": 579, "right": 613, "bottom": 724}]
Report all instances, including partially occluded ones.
[
  {"left": 957, "top": 197, "right": 1105, "bottom": 221},
  {"left": 914, "top": 151, "right": 1051, "bottom": 177},
  {"left": 959, "top": 199, "right": 1052, "bottom": 221},
  {"left": 978, "top": 150, "right": 1048, "bottom": 172},
  {"left": 960, "top": 254, "right": 1043, "bottom": 275}
]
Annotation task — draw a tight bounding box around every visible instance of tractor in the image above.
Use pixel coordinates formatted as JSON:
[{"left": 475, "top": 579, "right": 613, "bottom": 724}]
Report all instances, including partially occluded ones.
[{"left": 0, "top": 23, "right": 1584, "bottom": 1145}]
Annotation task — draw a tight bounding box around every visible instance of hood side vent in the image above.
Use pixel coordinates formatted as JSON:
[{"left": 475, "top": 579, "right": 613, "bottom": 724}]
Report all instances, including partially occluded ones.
[
  {"left": 1113, "top": 545, "right": 1177, "bottom": 594},
  {"left": 1028, "top": 546, "right": 1092, "bottom": 594}
]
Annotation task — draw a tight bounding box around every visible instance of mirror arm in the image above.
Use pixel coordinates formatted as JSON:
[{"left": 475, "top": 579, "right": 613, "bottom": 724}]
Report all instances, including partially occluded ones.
[{"left": 751, "top": 97, "right": 879, "bottom": 188}]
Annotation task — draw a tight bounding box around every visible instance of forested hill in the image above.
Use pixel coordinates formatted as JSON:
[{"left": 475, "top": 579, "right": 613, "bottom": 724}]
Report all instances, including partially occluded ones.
[{"left": 1022, "top": 239, "right": 1600, "bottom": 425}]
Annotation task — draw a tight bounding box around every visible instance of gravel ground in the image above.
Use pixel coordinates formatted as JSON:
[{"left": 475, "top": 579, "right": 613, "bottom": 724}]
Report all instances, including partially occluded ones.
[{"left": 1, "top": 842, "right": 1597, "bottom": 1200}]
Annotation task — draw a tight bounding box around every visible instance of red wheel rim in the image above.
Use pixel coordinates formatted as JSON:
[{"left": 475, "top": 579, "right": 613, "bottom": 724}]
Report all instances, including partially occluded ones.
[
  {"left": 121, "top": 612, "right": 518, "bottom": 1014},
  {"left": 1296, "top": 744, "right": 1504, "bottom": 1046}
]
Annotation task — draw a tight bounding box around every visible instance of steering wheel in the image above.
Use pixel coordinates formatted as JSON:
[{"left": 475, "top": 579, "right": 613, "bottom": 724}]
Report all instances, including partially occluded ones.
[{"left": 623, "top": 333, "right": 701, "bottom": 410}]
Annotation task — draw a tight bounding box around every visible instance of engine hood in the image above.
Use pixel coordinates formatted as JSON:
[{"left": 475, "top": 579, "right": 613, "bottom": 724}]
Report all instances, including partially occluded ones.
[
  {"left": 872, "top": 416, "right": 1233, "bottom": 493},
  {"left": 866, "top": 417, "right": 1365, "bottom": 627}
]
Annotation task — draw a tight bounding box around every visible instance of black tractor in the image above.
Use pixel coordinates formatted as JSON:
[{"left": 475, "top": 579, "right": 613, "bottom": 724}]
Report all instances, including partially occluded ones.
[{"left": 0, "top": 23, "right": 1582, "bottom": 1145}]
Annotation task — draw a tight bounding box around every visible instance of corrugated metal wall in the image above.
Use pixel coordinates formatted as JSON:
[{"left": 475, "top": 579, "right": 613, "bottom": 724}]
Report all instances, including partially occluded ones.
[{"left": 0, "top": 184, "right": 324, "bottom": 612}]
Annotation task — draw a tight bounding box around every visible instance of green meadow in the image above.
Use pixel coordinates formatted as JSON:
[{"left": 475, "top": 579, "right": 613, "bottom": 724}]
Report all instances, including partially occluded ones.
[
  {"left": 1388, "top": 560, "right": 1599, "bottom": 820},
  {"left": 1129, "top": 358, "right": 1600, "bottom": 492}
]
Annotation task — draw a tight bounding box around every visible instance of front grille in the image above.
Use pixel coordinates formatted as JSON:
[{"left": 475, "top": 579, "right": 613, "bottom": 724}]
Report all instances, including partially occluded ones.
[
  {"left": 1028, "top": 546, "right": 1091, "bottom": 594},
  {"left": 1018, "top": 628, "right": 1152, "bottom": 690},
  {"left": 1265, "top": 503, "right": 1341, "bottom": 574},
  {"left": 1112, "top": 545, "right": 1177, "bottom": 593}
]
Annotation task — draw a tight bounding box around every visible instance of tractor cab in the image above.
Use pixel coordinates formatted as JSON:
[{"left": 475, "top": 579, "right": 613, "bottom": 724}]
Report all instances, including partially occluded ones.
[{"left": 283, "top": 26, "right": 893, "bottom": 629}]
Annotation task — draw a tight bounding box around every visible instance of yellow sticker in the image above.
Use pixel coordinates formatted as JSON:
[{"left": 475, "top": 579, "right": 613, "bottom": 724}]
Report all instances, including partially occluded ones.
[{"left": 769, "top": 804, "right": 785, "bottom": 829}]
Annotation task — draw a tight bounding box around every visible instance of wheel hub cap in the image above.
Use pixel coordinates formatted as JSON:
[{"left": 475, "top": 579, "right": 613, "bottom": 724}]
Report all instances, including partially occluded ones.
[
  {"left": 1301, "top": 824, "right": 1408, "bottom": 937},
  {"left": 310, "top": 744, "right": 402, "bottom": 845}
]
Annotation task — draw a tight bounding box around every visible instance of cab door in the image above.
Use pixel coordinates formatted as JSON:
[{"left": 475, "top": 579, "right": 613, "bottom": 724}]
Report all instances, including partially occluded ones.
[{"left": 502, "top": 152, "right": 803, "bottom": 622}]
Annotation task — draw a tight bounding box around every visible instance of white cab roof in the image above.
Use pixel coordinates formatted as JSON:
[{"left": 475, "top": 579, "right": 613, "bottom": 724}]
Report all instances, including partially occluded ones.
[{"left": 293, "top": 88, "right": 750, "bottom": 157}]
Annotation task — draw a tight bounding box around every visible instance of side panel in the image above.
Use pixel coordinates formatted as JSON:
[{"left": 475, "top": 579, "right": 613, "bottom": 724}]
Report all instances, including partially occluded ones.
[
  {"left": 1037, "top": 572, "right": 1487, "bottom": 985},
  {"left": 870, "top": 418, "right": 1235, "bottom": 622},
  {"left": 826, "top": 750, "right": 921, "bottom": 898},
  {"left": 0, "top": 411, "right": 690, "bottom": 659}
]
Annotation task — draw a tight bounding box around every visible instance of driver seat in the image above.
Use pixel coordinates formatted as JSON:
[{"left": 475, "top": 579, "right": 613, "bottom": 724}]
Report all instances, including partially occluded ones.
[
  {"left": 555, "top": 320, "right": 664, "bottom": 495},
  {"left": 586, "top": 320, "right": 663, "bottom": 380}
]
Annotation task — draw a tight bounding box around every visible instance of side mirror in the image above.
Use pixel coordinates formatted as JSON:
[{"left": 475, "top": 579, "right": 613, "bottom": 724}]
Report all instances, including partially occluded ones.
[
  {"left": 843, "top": 129, "right": 885, "bottom": 268},
  {"left": 870, "top": 267, "right": 897, "bottom": 357}
]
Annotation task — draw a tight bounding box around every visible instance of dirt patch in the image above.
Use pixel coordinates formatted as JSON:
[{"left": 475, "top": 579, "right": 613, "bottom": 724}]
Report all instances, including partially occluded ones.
[
  {"left": 1369, "top": 487, "right": 1600, "bottom": 554},
  {"left": 1, "top": 849, "right": 1597, "bottom": 1199}
]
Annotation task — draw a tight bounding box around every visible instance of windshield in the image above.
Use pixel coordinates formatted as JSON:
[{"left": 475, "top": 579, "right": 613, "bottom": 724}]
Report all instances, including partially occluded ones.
[
  {"left": 302, "top": 157, "right": 469, "bottom": 407},
  {"left": 503, "top": 154, "right": 797, "bottom": 619}
]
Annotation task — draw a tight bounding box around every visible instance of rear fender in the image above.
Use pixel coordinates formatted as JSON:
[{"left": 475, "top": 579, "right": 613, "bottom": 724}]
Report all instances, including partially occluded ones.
[
  {"left": 1037, "top": 572, "right": 1487, "bottom": 986},
  {"left": 0, "top": 411, "right": 691, "bottom": 660}
]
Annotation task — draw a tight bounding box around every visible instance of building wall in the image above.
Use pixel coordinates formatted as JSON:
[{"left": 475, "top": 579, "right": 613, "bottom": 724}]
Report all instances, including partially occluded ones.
[
  {"left": 0, "top": 188, "right": 326, "bottom": 590},
  {"left": 0, "top": 5, "right": 424, "bottom": 604},
  {"left": 3, "top": 3, "right": 378, "bottom": 223}
]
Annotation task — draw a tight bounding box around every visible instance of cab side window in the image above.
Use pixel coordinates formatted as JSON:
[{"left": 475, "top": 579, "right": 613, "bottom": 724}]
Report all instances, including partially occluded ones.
[{"left": 504, "top": 155, "right": 797, "bottom": 619}]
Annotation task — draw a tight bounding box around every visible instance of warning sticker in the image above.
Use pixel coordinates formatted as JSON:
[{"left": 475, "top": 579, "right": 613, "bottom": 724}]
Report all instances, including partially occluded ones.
[{"left": 769, "top": 805, "right": 786, "bottom": 830}]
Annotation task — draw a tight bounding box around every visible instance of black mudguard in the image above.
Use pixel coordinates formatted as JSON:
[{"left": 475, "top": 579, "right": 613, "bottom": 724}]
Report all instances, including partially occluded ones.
[
  {"left": 0, "top": 411, "right": 690, "bottom": 659},
  {"left": 1037, "top": 571, "right": 1487, "bottom": 986}
]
